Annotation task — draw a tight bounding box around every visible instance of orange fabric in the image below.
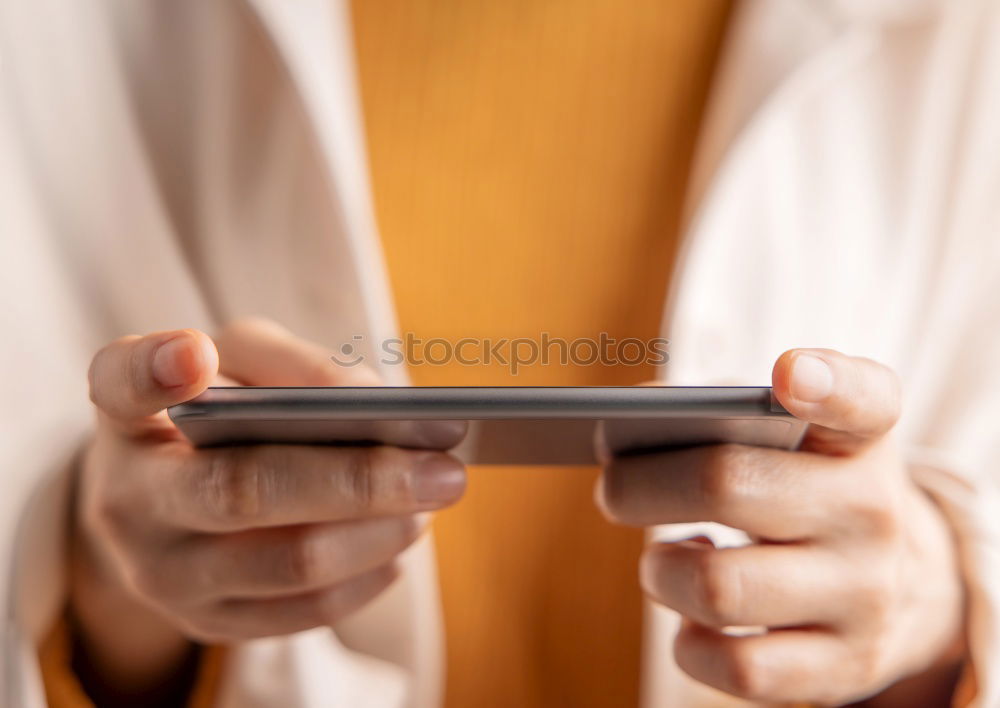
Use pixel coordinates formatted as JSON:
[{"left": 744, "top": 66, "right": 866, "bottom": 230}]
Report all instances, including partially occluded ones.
[
  {"left": 953, "top": 660, "right": 978, "bottom": 707},
  {"left": 38, "top": 615, "right": 225, "bottom": 708},
  {"left": 353, "top": 2, "right": 731, "bottom": 707}
]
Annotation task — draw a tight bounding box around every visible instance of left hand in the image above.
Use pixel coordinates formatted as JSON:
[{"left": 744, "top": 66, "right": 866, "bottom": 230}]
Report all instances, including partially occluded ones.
[{"left": 597, "top": 349, "right": 965, "bottom": 704}]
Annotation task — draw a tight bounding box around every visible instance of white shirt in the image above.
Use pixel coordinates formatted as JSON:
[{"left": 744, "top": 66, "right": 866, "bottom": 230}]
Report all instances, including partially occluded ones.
[{"left": 1, "top": 0, "right": 998, "bottom": 705}]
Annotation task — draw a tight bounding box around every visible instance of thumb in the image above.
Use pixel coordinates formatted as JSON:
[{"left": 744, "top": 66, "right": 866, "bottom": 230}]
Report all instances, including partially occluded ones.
[
  {"left": 772, "top": 348, "right": 901, "bottom": 456},
  {"left": 88, "top": 329, "right": 219, "bottom": 435},
  {"left": 214, "top": 317, "right": 383, "bottom": 386}
]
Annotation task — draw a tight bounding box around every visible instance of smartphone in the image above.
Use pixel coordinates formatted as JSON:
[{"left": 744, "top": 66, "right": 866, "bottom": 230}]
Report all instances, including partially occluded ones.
[{"left": 167, "top": 386, "right": 807, "bottom": 465}]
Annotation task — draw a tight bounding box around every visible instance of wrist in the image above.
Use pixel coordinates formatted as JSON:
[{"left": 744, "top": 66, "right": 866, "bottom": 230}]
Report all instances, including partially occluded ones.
[{"left": 69, "top": 455, "right": 197, "bottom": 704}]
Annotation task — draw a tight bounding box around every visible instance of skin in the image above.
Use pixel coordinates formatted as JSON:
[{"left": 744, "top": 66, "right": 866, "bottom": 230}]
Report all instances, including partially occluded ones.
[
  {"left": 70, "top": 318, "right": 467, "bottom": 702},
  {"left": 598, "top": 349, "right": 966, "bottom": 705},
  {"left": 71, "top": 327, "right": 965, "bottom": 704}
]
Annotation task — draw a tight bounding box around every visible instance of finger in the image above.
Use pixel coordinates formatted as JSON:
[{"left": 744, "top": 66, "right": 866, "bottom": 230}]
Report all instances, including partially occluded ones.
[
  {"left": 215, "top": 317, "right": 381, "bottom": 386},
  {"left": 158, "top": 517, "right": 423, "bottom": 603},
  {"left": 674, "top": 621, "right": 866, "bottom": 705},
  {"left": 213, "top": 318, "right": 467, "bottom": 448},
  {"left": 88, "top": 330, "right": 219, "bottom": 436},
  {"left": 641, "top": 540, "right": 850, "bottom": 629},
  {"left": 598, "top": 443, "right": 867, "bottom": 540},
  {"left": 157, "top": 445, "right": 465, "bottom": 532},
  {"left": 185, "top": 563, "right": 399, "bottom": 643},
  {"left": 772, "top": 348, "right": 901, "bottom": 455}
]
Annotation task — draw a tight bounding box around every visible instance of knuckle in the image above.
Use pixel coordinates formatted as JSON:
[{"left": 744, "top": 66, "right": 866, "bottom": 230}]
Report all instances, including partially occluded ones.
[
  {"left": 853, "top": 575, "right": 896, "bottom": 630},
  {"left": 840, "top": 578, "right": 899, "bottom": 692},
  {"left": 692, "top": 552, "right": 743, "bottom": 627},
  {"left": 379, "top": 448, "right": 420, "bottom": 502},
  {"left": 283, "top": 530, "right": 332, "bottom": 587},
  {"left": 344, "top": 446, "right": 412, "bottom": 510},
  {"left": 344, "top": 447, "right": 379, "bottom": 511},
  {"left": 700, "top": 444, "right": 752, "bottom": 509},
  {"left": 850, "top": 499, "right": 902, "bottom": 542},
  {"left": 848, "top": 634, "right": 891, "bottom": 693},
  {"left": 201, "top": 449, "right": 265, "bottom": 525},
  {"left": 723, "top": 641, "right": 770, "bottom": 699}
]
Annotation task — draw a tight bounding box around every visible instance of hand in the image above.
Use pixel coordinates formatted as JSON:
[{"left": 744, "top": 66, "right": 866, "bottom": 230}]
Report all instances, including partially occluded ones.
[
  {"left": 597, "top": 349, "right": 965, "bottom": 705},
  {"left": 71, "top": 318, "right": 466, "bottom": 699}
]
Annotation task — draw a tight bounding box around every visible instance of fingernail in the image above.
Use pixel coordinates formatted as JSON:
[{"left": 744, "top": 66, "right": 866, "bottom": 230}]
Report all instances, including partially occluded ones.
[
  {"left": 662, "top": 536, "right": 715, "bottom": 552},
  {"left": 152, "top": 335, "right": 201, "bottom": 388},
  {"left": 676, "top": 535, "right": 715, "bottom": 549},
  {"left": 790, "top": 353, "right": 833, "bottom": 402},
  {"left": 412, "top": 454, "right": 466, "bottom": 504}
]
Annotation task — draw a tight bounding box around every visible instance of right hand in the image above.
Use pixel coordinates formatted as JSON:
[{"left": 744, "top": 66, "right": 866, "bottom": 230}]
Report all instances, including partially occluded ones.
[{"left": 74, "top": 318, "right": 466, "bottom": 656}]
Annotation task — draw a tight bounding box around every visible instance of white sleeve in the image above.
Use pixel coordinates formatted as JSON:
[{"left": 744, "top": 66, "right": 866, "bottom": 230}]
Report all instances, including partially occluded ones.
[{"left": 901, "top": 226, "right": 1000, "bottom": 708}]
